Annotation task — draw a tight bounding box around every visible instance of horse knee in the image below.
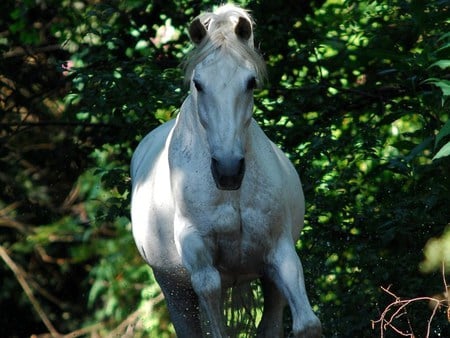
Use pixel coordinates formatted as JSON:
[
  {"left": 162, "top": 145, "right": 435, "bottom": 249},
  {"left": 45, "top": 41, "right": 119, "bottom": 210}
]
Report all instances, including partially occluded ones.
[{"left": 191, "top": 266, "right": 221, "bottom": 297}]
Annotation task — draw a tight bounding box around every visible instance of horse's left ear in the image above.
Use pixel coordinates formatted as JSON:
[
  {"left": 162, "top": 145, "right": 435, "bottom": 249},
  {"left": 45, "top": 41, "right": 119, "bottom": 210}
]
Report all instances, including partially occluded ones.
[
  {"left": 189, "top": 18, "right": 207, "bottom": 44},
  {"left": 235, "top": 17, "right": 252, "bottom": 41}
]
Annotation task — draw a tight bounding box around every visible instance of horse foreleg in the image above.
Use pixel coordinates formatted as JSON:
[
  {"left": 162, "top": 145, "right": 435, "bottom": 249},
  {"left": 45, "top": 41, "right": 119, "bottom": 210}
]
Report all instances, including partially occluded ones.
[
  {"left": 176, "top": 227, "right": 228, "bottom": 338},
  {"left": 153, "top": 269, "right": 203, "bottom": 338},
  {"left": 256, "top": 276, "right": 285, "bottom": 338},
  {"left": 265, "top": 239, "right": 322, "bottom": 338}
]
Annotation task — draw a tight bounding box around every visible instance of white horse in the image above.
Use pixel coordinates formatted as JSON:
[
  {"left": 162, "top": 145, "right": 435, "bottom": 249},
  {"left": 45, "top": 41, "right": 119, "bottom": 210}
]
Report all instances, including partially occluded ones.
[{"left": 131, "top": 4, "right": 322, "bottom": 337}]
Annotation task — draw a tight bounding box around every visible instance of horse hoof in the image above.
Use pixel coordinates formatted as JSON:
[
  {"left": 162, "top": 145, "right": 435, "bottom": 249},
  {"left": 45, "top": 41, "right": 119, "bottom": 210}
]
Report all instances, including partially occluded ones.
[{"left": 292, "top": 316, "right": 322, "bottom": 338}]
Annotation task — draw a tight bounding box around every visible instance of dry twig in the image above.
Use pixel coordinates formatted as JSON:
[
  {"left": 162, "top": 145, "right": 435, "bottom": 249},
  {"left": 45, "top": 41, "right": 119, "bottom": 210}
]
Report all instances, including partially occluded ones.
[{"left": 372, "top": 262, "right": 449, "bottom": 337}]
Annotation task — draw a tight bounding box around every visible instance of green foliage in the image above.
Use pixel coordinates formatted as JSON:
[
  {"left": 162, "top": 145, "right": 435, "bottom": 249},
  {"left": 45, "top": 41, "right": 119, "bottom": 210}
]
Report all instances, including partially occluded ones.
[{"left": 1, "top": 0, "right": 449, "bottom": 337}]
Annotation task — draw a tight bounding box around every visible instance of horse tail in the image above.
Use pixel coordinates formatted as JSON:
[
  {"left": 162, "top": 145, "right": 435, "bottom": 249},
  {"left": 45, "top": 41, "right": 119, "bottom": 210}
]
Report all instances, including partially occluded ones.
[{"left": 225, "top": 280, "right": 262, "bottom": 338}]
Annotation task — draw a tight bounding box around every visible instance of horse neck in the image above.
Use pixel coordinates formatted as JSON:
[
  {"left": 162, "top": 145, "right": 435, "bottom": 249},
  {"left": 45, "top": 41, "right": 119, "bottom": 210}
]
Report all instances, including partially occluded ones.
[
  {"left": 177, "top": 95, "right": 198, "bottom": 128},
  {"left": 172, "top": 95, "right": 208, "bottom": 145}
]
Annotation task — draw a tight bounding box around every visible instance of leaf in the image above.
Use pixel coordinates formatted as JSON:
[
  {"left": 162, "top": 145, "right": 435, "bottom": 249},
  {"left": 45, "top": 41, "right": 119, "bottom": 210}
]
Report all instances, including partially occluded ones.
[
  {"left": 435, "top": 42, "right": 450, "bottom": 54},
  {"left": 437, "top": 32, "right": 450, "bottom": 43},
  {"left": 423, "top": 78, "right": 450, "bottom": 97},
  {"left": 428, "top": 59, "right": 450, "bottom": 70},
  {"left": 433, "top": 141, "right": 450, "bottom": 160},
  {"left": 435, "top": 119, "right": 450, "bottom": 149}
]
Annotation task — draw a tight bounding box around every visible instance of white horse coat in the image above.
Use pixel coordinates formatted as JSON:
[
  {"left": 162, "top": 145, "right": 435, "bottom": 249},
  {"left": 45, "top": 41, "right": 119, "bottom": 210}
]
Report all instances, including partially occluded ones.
[{"left": 131, "top": 4, "right": 321, "bottom": 337}]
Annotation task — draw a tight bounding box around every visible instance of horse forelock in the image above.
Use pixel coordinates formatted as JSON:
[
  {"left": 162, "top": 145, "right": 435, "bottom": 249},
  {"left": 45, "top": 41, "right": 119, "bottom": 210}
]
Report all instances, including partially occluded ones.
[{"left": 183, "top": 5, "right": 267, "bottom": 87}]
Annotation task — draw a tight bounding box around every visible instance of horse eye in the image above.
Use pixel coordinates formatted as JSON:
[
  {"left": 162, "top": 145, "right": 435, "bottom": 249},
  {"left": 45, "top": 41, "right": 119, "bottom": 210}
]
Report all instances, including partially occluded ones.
[
  {"left": 193, "top": 80, "right": 203, "bottom": 92},
  {"left": 247, "top": 77, "right": 257, "bottom": 91}
]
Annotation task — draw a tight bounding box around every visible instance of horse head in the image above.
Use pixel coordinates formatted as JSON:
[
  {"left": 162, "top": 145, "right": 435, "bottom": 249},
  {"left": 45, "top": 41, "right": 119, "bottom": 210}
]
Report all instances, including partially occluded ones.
[{"left": 186, "top": 7, "right": 265, "bottom": 190}]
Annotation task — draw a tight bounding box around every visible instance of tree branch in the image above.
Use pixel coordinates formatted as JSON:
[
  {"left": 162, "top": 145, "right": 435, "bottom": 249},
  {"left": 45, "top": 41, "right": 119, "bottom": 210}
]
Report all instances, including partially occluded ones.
[
  {"left": 0, "top": 246, "right": 61, "bottom": 337},
  {"left": 31, "top": 322, "right": 105, "bottom": 338},
  {"left": 31, "top": 291, "right": 166, "bottom": 338},
  {"left": 0, "top": 121, "right": 117, "bottom": 128},
  {"left": 2, "top": 44, "right": 65, "bottom": 59},
  {"left": 106, "top": 292, "right": 165, "bottom": 338}
]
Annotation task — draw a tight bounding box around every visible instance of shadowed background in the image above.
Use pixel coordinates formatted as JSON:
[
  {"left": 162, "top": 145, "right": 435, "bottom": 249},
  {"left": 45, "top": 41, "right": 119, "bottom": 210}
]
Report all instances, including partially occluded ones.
[{"left": 0, "top": 0, "right": 449, "bottom": 337}]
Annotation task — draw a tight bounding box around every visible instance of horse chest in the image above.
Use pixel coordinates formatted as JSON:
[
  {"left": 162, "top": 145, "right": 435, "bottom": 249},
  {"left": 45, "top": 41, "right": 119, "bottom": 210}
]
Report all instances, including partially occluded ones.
[
  {"left": 204, "top": 191, "right": 277, "bottom": 234},
  {"left": 209, "top": 202, "right": 242, "bottom": 234},
  {"left": 206, "top": 199, "right": 280, "bottom": 273}
]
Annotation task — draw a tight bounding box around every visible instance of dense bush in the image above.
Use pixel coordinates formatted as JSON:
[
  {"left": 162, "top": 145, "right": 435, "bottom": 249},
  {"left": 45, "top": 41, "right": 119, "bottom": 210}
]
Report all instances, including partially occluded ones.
[{"left": 1, "top": 0, "right": 448, "bottom": 337}]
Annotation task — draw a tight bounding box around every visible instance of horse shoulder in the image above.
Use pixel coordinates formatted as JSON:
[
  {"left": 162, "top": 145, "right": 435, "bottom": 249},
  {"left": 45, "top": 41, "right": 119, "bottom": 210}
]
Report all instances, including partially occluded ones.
[
  {"left": 249, "top": 121, "right": 301, "bottom": 191},
  {"left": 131, "top": 119, "right": 179, "bottom": 267},
  {"left": 246, "top": 121, "right": 305, "bottom": 236}
]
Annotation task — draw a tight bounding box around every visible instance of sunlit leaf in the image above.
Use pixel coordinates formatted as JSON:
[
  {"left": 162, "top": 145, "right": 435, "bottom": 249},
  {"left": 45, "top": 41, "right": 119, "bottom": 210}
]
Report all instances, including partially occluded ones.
[
  {"left": 434, "top": 119, "right": 450, "bottom": 149},
  {"left": 428, "top": 59, "right": 450, "bottom": 70},
  {"left": 424, "top": 78, "right": 450, "bottom": 97},
  {"left": 433, "top": 141, "right": 450, "bottom": 160}
]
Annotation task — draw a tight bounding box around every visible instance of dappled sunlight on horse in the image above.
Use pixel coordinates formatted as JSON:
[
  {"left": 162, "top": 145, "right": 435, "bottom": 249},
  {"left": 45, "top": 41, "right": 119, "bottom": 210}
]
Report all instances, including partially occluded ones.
[{"left": 131, "top": 4, "right": 321, "bottom": 337}]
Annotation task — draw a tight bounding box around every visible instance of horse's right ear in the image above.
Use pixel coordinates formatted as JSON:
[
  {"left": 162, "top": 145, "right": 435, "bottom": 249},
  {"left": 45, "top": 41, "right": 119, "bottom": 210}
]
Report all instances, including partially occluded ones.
[{"left": 189, "top": 18, "right": 207, "bottom": 44}]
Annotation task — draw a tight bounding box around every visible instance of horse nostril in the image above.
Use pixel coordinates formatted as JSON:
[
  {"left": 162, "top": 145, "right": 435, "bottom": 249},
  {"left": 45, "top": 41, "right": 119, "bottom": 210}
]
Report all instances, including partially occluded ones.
[
  {"left": 210, "top": 156, "right": 246, "bottom": 190},
  {"left": 211, "top": 157, "right": 219, "bottom": 172},
  {"left": 238, "top": 158, "right": 245, "bottom": 176}
]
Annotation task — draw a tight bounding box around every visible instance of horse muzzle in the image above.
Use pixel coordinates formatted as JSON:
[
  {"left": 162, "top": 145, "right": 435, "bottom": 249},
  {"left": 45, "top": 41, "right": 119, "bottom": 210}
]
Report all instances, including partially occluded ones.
[{"left": 211, "top": 156, "right": 245, "bottom": 190}]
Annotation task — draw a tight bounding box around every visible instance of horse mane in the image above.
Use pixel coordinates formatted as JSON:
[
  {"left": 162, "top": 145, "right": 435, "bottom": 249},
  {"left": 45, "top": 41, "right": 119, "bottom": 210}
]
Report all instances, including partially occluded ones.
[{"left": 183, "top": 4, "right": 267, "bottom": 87}]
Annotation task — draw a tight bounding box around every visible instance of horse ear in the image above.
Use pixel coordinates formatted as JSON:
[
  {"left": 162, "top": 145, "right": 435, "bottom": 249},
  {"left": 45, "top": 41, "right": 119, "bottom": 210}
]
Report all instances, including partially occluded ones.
[
  {"left": 189, "top": 18, "right": 207, "bottom": 44},
  {"left": 235, "top": 16, "right": 252, "bottom": 41}
]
